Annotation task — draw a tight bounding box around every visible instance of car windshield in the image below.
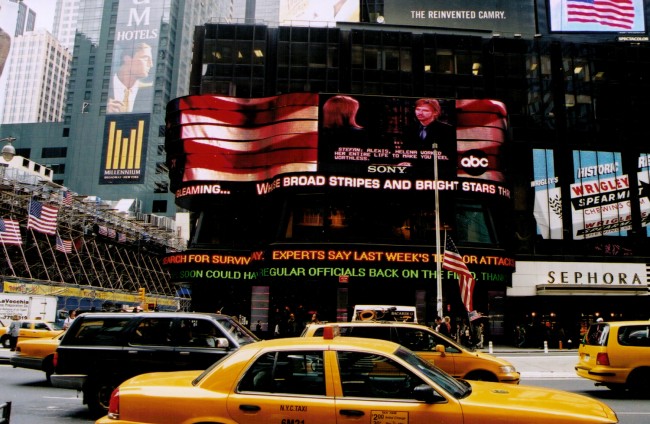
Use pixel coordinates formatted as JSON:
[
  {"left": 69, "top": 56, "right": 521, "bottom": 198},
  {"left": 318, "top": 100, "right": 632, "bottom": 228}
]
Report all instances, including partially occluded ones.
[
  {"left": 217, "top": 318, "right": 258, "bottom": 345},
  {"left": 395, "top": 346, "right": 470, "bottom": 398}
]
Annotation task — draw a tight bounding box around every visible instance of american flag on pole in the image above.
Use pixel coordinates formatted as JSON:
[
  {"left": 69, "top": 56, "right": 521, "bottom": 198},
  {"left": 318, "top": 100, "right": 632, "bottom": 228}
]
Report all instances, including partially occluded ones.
[
  {"left": 566, "top": 0, "right": 635, "bottom": 30},
  {"left": 27, "top": 199, "right": 59, "bottom": 235},
  {"left": 0, "top": 218, "right": 22, "bottom": 245},
  {"left": 442, "top": 234, "right": 475, "bottom": 312},
  {"left": 56, "top": 234, "right": 73, "bottom": 253},
  {"left": 62, "top": 190, "right": 73, "bottom": 206}
]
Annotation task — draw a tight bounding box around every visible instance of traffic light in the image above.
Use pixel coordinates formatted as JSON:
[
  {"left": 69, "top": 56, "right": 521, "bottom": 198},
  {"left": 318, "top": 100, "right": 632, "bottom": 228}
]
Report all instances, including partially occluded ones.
[{"left": 138, "top": 288, "right": 145, "bottom": 303}]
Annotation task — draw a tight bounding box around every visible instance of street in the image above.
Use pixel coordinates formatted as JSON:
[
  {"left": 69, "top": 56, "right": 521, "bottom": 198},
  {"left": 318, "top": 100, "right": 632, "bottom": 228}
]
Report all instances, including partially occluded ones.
[{"left": 1, "top": 350, "right": 649, "bottom": 423}]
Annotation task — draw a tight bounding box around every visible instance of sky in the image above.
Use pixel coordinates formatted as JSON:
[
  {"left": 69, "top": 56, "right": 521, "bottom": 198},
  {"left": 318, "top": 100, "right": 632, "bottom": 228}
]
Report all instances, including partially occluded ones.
[{"left": 25, "top": 0, "right": 57, "bottom": 32}]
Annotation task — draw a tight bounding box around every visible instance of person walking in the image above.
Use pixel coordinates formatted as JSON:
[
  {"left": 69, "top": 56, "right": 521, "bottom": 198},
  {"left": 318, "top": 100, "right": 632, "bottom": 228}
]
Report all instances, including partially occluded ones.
[
  {"left": 63, "top": 309, "right": 77, "bottom": 330},
  {"left": 8, "top": 314, "right": 21, "bottom": 351}
]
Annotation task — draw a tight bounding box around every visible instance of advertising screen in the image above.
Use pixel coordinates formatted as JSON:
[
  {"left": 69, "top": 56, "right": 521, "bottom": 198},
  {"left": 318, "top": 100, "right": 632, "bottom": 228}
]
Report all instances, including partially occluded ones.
[
  {"left": 279, "top": 0, "right": 360, "bottom": 24},
  {"left": 100, "top": 114, "right": 150, "bottom": 184},
  {"left": 166, "top": 93, "right": 509, "bottom": 202},
  {"left": 382, "top": 0, "right": 536, "bottom": 34},
  {"left": 106, "top": 1, "right": 163, "bottom": 115},
  {"left": 549, "top": 0, "right": 646, "bottom": 33}
]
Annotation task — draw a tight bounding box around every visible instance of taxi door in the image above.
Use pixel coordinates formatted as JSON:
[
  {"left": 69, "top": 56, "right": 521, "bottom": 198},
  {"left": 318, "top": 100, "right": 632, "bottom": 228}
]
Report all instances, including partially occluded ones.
[
  {"left": 227, "top": 350, "right": 336, "bottom": 423},
  {"left": 394, "top": 327, "right": 458, "bottom": 378},
  {"left": 331, "top": 350, "right": 463, "bottom": 424}
]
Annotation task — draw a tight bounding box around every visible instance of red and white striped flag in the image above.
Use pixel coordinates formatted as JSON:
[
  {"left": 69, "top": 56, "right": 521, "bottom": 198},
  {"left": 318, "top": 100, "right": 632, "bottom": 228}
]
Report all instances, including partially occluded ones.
[
  {"left": 566, "top": 0, "right": 635, "bottom": 30},
  {"left": 62, "top": 190, "right": 74, "bottom": 206},
  {"left": 56, "top": 234, "right": 73, "bottom": 253},
  {"left": 27, "top": 199, "right": 58, "bottom": 235},
  {"left": 442, "top": 234, "right": 475, "bottom": 312},
  {"left": 0, "top": 218, "right": 22, "bottom": 245}
]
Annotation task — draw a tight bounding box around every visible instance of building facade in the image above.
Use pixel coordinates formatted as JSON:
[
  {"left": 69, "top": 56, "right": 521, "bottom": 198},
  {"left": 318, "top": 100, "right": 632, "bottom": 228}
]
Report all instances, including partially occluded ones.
[
  {"left": 162, "top": 1, "right": 650, "bottom": 342},
  {"left": 1, "top": 30, "right": 71, "bottom": 124}
]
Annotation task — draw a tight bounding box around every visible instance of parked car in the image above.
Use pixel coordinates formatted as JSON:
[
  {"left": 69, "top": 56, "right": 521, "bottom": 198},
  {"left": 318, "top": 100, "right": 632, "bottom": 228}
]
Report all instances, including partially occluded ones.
[
  {"left": 302, "top": 321, "right": 520, "bottom": 384},
  {"left": 575, "top": 320, "right": 650, "bottom": 392},
  {"left": 0, "top": 320, "right": 63, "bottom": 348},
  {"left": 96, "top": 329, "right": 617, "bottom": 424},
  {"left": 51, "top": 311, "right": 258, "bottom": 416},
  {"left": 10, "top": 332, "right": 64, "bottom": 382}
]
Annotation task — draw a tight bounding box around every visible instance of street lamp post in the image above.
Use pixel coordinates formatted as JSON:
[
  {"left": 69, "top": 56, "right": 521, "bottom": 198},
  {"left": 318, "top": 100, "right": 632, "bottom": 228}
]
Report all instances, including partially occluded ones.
[
  {"left": 1, "top": 136, "right": 16, "bottom": 162},
  {"left": 433, "top": 142, "right": 443, "bottom": 319}
]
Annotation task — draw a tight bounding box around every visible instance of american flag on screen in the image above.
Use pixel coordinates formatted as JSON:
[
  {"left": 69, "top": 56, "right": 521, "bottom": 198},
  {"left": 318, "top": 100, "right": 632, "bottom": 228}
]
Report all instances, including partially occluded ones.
[
  {"left": 168, "top": 93, "right": 319, "bottom": 182},
  {"left": 442, "top": 234, "right": 475, "bottom": 313},
  {"left": 566, "top": 0, "right": 635, "bottom": 30},
  {"left": 0, "top": 218, "right": 22, "bottom": 245},
  {"left": 27, "top": 199, "right": 59, "bottom": 235}
]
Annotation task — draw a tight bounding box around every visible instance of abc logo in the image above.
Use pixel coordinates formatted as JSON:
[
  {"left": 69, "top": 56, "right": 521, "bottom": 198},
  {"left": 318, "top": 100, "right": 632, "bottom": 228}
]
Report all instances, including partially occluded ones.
[{"left": 460, "top": 150, "right": 489, "bottom": 176}]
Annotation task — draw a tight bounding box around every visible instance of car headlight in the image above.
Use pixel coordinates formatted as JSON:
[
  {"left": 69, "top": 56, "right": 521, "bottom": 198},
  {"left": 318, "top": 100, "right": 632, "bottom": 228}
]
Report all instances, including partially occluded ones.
[{"left": 499, "top": 366, "right": 517, "bottom": 374}]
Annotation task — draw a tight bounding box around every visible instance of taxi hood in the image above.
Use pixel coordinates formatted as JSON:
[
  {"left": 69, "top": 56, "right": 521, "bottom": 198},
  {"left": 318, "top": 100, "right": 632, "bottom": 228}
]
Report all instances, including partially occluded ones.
[{"left": 463, "top": 381, "right": 617, "bottom": 423}]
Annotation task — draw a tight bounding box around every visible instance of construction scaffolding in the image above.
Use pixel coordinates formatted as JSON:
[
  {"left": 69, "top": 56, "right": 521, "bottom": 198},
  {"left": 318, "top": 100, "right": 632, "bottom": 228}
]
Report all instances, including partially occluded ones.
[{"left": 0, "top": 159, "right": 190, "bottom": 312}]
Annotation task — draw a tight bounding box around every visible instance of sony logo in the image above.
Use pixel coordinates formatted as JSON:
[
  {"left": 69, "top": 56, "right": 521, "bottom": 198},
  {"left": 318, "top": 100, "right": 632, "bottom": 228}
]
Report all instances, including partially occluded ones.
[{"left": 367, "top": 165, "right": 410, "bottom": 174}]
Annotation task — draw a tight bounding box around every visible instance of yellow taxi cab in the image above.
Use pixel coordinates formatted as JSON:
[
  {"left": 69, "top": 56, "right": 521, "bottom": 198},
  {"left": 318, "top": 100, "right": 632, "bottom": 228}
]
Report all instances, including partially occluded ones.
[
  {"left": 10, "top": 332, "right": 64, "bottom": 383},
  {"left": 0, "top": 320, "right": 63, "bottom": 348},
  {"left": 302, "top": 321, "right": 520, "bottom": 384},
  {"left": 575, "top": 320, "right": 650, "bottom": 392},
  {"left": 97, "top": 326, "right": 617, "bottom": 424}
]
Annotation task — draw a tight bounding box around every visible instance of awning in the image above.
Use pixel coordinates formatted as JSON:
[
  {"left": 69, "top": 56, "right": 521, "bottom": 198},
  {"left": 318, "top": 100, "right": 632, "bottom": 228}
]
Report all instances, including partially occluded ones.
[{"left": 536, "top": 284, "right": 649, "bottom": 296}]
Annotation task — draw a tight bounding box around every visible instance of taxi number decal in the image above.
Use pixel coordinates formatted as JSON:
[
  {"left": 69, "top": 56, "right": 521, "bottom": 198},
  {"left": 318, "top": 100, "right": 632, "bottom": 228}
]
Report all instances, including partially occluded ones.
[
  {"left": 281, "top": 420, "right": 305, "bottom": 424},
  {"left": 371, "top": 410, "right": 409, "bottom": 424},
  {"left": 280, "top": 405, "right": 307, "bottom": 412}
]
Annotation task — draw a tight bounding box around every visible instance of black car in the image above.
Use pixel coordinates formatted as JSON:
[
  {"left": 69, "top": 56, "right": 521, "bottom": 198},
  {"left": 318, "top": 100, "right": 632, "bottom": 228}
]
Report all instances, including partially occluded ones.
[{"left": 51, "top": 311, "right": 258, "bottom": 415}]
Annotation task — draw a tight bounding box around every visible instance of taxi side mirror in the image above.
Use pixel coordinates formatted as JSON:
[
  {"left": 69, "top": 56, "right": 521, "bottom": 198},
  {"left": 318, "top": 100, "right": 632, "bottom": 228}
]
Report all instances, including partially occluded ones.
[
  {"left": 435, "top": 344, "right": 446, "bottom": 356},
  {"left": 413, "top": 384, "right": 446, "bottom": 404}
]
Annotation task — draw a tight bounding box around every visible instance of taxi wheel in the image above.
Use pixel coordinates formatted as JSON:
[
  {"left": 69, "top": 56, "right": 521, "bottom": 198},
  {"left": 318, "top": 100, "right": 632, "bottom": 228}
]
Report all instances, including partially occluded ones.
[
  {"left": 43, "top": 356, "right": 54, "bottom": 384},
  {"left": 626, "top": 368, "right": 650, "bottom": 393},
  {"left": 464, "top": 371, "right": 498, "bottom": 382},
  {"left": 84, "top": 379, "right": 116, "bottom": 417},
  {"left": 1, "top": 336, "right": 9, "bottom": 349}
]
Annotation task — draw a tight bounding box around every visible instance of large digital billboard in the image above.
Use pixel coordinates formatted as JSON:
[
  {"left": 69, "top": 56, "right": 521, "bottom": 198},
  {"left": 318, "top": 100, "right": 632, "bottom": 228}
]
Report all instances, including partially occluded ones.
[
  {"left": 549, "top": 0, "right": 646, "bottom": 33},
  {"left": 166, "top": 93, "right": 509, "bottom": 203},
  {"left": 532, "top": 148, "right": 649, "bottom": 240},
  {"left": 382, "top": 0, "right": 536, "bottom": 34},
  {"left": 279, "top": 0, "right": 360, "bottom": 24}
]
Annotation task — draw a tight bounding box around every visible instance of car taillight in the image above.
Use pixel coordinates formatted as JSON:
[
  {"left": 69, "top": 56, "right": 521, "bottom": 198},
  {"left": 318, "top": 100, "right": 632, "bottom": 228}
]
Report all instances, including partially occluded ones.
[
  {"left": 596, "top": 352, "right": 610, "bottom": 366},
  {"left": 107, "top": 388, "right": 120, "bottom": 419},
  {"left": 53, "top": 352, "right": 58, "bottom": 368}
]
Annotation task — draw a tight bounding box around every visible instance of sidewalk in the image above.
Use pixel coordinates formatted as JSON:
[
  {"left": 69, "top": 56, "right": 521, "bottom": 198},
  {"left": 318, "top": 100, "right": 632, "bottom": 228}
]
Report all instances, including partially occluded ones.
[{"left": 0, "top": 344, "right": 579, "bottom": 379}]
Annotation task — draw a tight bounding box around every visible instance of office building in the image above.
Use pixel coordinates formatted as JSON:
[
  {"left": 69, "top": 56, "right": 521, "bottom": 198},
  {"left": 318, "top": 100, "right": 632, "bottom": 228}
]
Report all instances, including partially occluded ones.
[{"left": 161, "top": 1, "right": 650, "bottom": 342}]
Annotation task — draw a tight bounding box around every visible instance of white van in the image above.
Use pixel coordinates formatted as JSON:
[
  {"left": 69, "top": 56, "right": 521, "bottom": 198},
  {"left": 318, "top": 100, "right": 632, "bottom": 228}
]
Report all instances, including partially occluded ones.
[{"left": 352, "top": 305, "right": 418, "bottom": 323}]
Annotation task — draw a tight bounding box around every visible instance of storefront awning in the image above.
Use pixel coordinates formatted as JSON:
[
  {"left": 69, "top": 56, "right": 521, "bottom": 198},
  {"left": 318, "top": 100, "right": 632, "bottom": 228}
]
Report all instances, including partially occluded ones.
[{"left": 536, "top": 284, "right": 649, "bottom": 296}]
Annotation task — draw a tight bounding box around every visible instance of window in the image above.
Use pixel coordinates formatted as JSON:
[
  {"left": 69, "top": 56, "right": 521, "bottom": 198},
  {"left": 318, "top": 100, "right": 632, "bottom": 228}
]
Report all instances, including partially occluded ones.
[
  {"left": 238, "top": 351, "right": 325, "bottom": 396},
  {"left": 152, "top": 200, "right": 167, "bottom": 212},
  {"left": 337, "top": 351, "right": 423, "bottom": 399},
  {"left": 129, "top": 318, "right": 174, "bottom": 346},
  {"left": 618, "top": 325, "right": 650, "bottom": 347},
  {"left": 174, "top": 319, "right": 225, "bottom": 348},
  {"left": 41, "top": 147, "right": 68, "bottom": 158}
]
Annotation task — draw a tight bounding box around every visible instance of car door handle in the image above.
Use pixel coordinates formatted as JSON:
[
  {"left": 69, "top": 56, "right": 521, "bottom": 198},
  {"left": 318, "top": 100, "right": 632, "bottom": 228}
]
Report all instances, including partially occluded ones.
[
  {"left": 239, "top": 404, "right": 261, "bottom": 412},
  {"left": 340, "top": 409, "right": 364, "bottom": 417},
  {"left": 177, "top": 351, "right": 190, "bottom": 355}
]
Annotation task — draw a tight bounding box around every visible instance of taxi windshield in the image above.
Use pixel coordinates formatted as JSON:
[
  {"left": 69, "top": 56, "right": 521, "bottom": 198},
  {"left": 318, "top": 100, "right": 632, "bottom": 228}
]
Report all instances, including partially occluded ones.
[{"left": 395, "top": 346, "right": 470, "bottom": 398}]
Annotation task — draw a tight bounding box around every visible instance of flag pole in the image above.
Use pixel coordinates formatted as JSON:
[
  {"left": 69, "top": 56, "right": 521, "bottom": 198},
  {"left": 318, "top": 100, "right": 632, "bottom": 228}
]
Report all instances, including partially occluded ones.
[{"left": 434, "top": 142, "right": 443, "bottom": 318}]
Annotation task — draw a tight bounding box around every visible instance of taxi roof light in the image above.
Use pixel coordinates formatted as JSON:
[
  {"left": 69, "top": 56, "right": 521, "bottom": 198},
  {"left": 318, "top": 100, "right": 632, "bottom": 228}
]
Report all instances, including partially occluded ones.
[{"left": 323, "top": 325, "right": 340, "bottom": 339}]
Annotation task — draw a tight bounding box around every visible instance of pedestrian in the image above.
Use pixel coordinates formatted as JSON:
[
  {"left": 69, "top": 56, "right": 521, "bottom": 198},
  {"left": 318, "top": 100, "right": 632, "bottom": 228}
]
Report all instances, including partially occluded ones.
[
  {"left": 8, "top": 314, "right": 21, "bottom": 351},
  {"left": 475, "top": 322, "right": 484, "bottom": 349},
  {"left": 63, "top": 309, "right": 77, "bottom": 330}
]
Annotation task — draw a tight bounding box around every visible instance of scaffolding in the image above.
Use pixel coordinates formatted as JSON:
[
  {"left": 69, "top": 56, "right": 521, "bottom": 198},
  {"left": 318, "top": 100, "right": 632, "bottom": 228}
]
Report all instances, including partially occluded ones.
[{"left": 0, "top": 160, "right": 190, "bottom": 311}]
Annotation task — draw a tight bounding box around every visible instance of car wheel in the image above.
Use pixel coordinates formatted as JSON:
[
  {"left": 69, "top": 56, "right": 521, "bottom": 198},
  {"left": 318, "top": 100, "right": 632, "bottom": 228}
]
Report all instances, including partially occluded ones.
[
  {"left": 84, "top": 379, "right": 116, "bottom": 417},
  {"left": 1, "top": 336, "right": 10, "bottom": 349},
  {"left": 43, "top": 356, "right": 54, "bottom": 384},
  {"left": 627, "top": 368, "right": 650, "bottom": 393},
  {"left": 464, "top": 371, "right": 498, "bottom": 382}
]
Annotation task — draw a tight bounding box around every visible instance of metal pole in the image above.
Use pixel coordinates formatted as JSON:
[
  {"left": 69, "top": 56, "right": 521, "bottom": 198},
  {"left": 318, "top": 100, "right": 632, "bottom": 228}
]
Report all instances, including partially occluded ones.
[{"left": 433, "top": 143, "right": 443, "bottom": 318}]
